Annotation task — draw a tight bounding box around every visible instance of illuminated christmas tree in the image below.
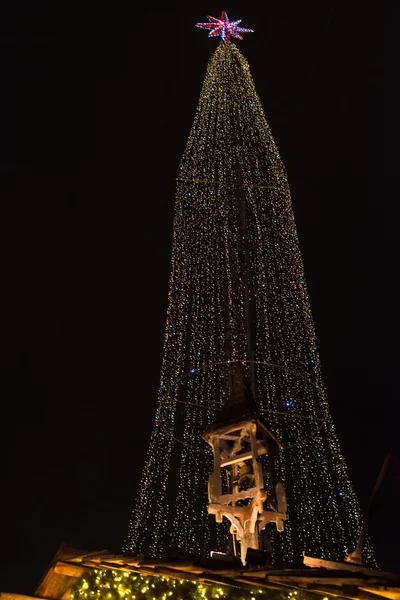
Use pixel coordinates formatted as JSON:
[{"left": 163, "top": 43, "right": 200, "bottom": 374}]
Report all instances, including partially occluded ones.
[{"left": 125, "top": 13, "right": 374, "bottom": 566}]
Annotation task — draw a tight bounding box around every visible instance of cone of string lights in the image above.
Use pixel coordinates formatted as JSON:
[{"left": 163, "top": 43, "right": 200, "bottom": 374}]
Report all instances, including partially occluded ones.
[{"left": 124, "top": 13, "right": 375, "bottom": 566}]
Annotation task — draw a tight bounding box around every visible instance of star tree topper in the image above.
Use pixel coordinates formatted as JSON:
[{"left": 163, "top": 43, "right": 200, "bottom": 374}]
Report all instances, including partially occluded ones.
[{"left": 195, "top": 11, "right": 254, "bottom": 41}]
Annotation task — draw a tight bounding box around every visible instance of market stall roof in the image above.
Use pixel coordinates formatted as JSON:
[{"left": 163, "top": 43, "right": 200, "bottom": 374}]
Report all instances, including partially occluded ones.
[{"left": 27, "top": 546, "right": 400, "bottom": 600}]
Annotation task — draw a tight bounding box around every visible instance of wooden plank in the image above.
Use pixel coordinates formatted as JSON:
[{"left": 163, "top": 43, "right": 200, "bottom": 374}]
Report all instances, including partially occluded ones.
[
  {"left": 78, "top": 550, "right": 110, "bottom": 560},
  {"left": 303, "top": 556, "right": 400, "bottom": 581},
  {"left": 360, "top": 588, "right": 400, "bottom": 600},
  {"left": 216, "top": 422, "right": 249, "bottom": 435},
  {"left": 267, "top": 577, "right": 390, "bottom": 586},
  {"left": 299, "top": 584, "right": 353, "bottom": 599},
  {"left": 218, "top": 439, "right": 234, "bottom": 459},
  {"left": 118, "top": 560, "right": 142, "bottom": 567},
  {"left": 54, "top": 563, "right": 88, "bottom": 577},
  {"left": 221, "top": 448, "right": 267, "bottom": 467},
  {"left": 1, "top": 594, "right": 47, "bottom": 600},
  {"left": 84, "top": 561, "right": 134, "bottom": 572},
  {"left": 199, "top": 576, "right": 242, "bottom": 588},
  {"left": 157, "top": 564, "right": 204, "bottom": 574},
  {"left": 233, "top": 577, "right": 297, "bottom": 592},
  {"left": 219, "top": 488, "right": 259, "bottom": 503},
  {"left": 152, "top": 567, "right": 201, "bottom": 581},
  {"left": 306, "top": 583, "right": 392, "bottom": 600},
  {"left": 138, "top": 560, "right": 196, "bottom": 568}
]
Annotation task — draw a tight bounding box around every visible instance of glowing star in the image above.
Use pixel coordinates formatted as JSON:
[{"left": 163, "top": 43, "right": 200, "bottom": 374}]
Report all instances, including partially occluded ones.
[{"left": 195, "top": 11, "right": 254, "bottom": 41}]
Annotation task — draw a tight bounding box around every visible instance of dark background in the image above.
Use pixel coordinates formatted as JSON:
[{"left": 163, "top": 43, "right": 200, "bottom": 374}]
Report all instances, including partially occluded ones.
[{"left": 1, "top": 0, "right": 399, "bottom": 592}]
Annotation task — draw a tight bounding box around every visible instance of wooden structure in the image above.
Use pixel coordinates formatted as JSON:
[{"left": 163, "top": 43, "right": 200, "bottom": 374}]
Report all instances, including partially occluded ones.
[
  {"left": 202, "top": 363, "right": 287, "bottom": 565},
  {"left": 4, "top": 545, "right": 398, "bottom": 600}
]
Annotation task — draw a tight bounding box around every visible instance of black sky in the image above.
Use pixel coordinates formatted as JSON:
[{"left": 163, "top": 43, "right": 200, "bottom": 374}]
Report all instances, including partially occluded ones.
[{"left": 1, "top": 0, "right": 399, "bottom": 593}]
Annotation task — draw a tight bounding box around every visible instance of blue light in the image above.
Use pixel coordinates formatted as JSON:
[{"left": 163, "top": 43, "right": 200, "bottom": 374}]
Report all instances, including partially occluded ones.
[{"left": 190, "top": 369, "right": 196, "bottom": 374}]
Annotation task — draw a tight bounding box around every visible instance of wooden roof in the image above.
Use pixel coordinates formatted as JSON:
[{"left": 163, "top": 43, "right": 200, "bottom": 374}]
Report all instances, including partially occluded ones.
[
  {"left": 28, "top": 547, "right": 400, "bottom": 600},
  {"left": 34, "top": 546, "right": 108, "bottom": 600}
]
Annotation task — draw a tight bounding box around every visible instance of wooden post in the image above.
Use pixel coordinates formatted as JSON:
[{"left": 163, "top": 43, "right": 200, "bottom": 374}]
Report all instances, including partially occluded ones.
[
  {"left": 209, "top": 435, "right": 222, "bottom": 501},
  {"left": 249, "top": 423, "right": 262, "bottom": 489}
]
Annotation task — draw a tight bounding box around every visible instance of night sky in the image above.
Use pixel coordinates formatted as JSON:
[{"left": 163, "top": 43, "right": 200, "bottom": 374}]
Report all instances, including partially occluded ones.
[{"left": 1, "top": 0, "right": 399, "bottom": 593}]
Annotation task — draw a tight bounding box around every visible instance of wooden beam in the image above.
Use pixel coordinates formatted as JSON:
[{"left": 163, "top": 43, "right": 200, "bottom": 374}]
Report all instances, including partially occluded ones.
[
  {"left": 54, "top": 562, "right": 88, "bottom": 577},
  {"left": 60, "top": 552, "right": 400, "bottom": 600},
  {"left": 306, "top": 583, "right": 380, "bottom": 600},
  {"left": 303, "top": 556, "right": 400, "bottom": 582},
  {"left": 221, "top": 447, "right": 267, "bottom": 467},
  {"left": 1, "top": 595, "right": 47, "bottom": 600},
  {"left": 218, "top": 439, "right": 234, "bottom": 459},
  {"left": 267, "top": 577, "right": 389, "bottom": 586},
  {"left": 199, "top": 576, "right": 242, "bottom": 588},
  {"left": 233, "top": 578, "right": 299, "bottom": 592},
  {"left": 219, "top": 488, "right": 259, "bottom": 503},
  {"left": 137, "top": 560, "right": 196, "bottom": 568},
  {"left": 152, "top": 567, "right": 201, "bottom": 581},
  {"left": 204, "top": 420, "right": 251, "bottom": 438},
  {"left": 360, "top": 588, "right": 400, "bottom": 600}
]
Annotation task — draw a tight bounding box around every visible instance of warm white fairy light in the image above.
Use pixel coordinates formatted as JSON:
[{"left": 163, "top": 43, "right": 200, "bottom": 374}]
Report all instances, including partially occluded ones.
[
  {"left": 124, "top": 40, "right": 375, "bottom": 566},
  {"left": 72, "top": 569, "right": 329, "bottom": 600}
]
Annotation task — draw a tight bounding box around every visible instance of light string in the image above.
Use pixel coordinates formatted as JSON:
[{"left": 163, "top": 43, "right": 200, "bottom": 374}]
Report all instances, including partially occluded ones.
[
  {"left": 124, "top": 40, "right": 375, "bottom": 567},
  {"left": 71, "top": 568, "right": 326, "bottom": 600}
]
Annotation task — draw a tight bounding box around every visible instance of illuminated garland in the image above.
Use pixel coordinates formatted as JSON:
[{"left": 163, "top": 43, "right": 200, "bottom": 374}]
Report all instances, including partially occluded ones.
[
  {"left": 124, "top": 40, "right": 375, "bottom": 565},
  {"left": 71, "top": 569, "right": 323, "bottom": 600}
]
